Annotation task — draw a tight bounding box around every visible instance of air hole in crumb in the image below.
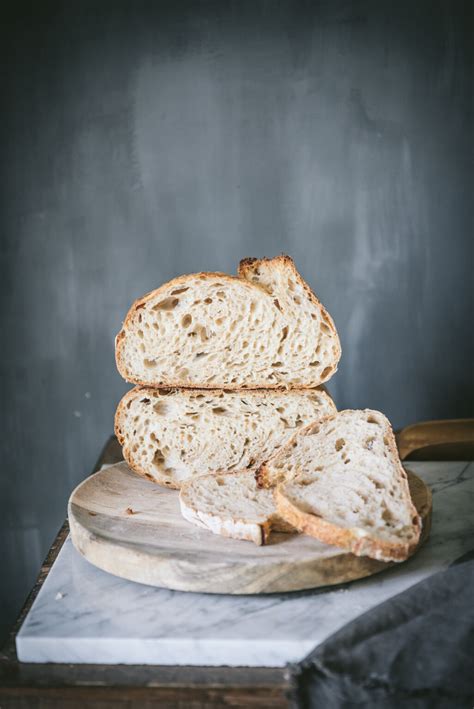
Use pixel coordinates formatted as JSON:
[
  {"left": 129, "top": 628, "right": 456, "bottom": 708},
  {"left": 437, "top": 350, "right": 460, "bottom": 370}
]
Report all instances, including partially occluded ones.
[
  {"left": 140, "top": 398, "right": 150, "bottom": 404},
  {"left": 216, "top": 477, "right": 224, "bottom": 486},
  {"left": 153, "top": 402, "right": 167, "bottom": 415},
  {"left": 335, "top": 438, "right": 345, "bottom": 451},
  {"left": 309, "top": 360, "right": 320, "bottom": 367},
  {"left": 274, "top": 298, "right": 282, "bottom": 312},
  {"left": 196, "top": 326, "right": 208, "bottom": 342},
  {"left": 321, "top": 366, "right": 332, "bottom": 379},
  {"left": 344, "top": 458, "right": 351, "bottom": 464},
  {"left": 152, "top": 297, "right": 179, "bottom": 311},
  {"left": 216, "top": 291, "right": 225, "bottom": 298},
  {"left": 204, "top": 297, "right": 213, "bottom": 304},
  {"left": 382, "top": 508, "right": 393, "bottom": 523},
  {"left": 153, "top": 448, "right": 165, "bottom": 466},
  {"left": 367, "top": 415, "right": 379, "bottom": 424},
  {"left": 321, "top": 322, "right": 331, "bottom": 334},
  {"left": 195, "top": 352, "right": 207, "bottom": 359},
  {"left": 272, "top": 361, "right": 283, "bottom": 367},
  {"left": 212, "top": 407, "right": 227, "bottom": 415},
  {"left": 293, "top": 295, "right": 301, "bottom": 305},
  {"left": 383, "top": 436, "right": 390, "bottom": 446},
  {"left": 250, "top": 302, "right": 257, "bottom": 313},
  {"left": 171, "top": 287, "right": 189, "bottom": 295},
  {"left": 144, "top": 359, "right": 157, "bottom": 368},
  {"left": 182, "top": 314, "right": 192, "bottom": 327},
  {"left": 308, "top": 424, "right": 320, "bottom": 435},
  {"left": 138, "top": 329, "right": 144, "bottom": 339}
]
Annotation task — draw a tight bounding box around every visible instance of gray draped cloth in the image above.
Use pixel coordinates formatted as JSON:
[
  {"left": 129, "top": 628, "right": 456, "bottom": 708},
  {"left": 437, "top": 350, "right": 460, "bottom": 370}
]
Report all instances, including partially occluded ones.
[{"left": 289, "top": 553, "right": 474, "bottom": 709}]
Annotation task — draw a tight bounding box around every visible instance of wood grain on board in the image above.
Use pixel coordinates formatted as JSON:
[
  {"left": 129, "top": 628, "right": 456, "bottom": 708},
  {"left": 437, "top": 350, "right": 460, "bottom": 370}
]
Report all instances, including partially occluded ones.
[{"left": 69, "top": 462, "right": 432, "bottom": 595}]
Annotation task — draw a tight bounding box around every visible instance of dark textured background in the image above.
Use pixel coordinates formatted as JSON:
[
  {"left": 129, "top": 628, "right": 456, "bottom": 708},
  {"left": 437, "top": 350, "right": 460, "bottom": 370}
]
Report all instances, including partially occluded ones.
[{"left": 0, "top": 0, "right": 472, "bottom": 642}]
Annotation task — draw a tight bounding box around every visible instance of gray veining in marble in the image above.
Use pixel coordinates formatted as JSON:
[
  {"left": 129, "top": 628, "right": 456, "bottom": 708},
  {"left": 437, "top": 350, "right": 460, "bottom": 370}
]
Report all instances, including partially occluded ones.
[{"left": 16, "top": 462, "right": 474, "bottom": 666}]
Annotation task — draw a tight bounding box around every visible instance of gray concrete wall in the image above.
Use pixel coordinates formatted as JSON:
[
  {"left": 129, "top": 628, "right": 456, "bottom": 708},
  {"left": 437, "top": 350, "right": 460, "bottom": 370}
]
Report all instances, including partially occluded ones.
[{"left": 1, "top": 0, "right": 472, "bottom": 640}]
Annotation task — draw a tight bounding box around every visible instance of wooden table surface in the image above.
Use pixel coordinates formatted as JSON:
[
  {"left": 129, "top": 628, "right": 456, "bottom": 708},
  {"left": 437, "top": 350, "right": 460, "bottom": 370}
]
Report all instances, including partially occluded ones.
[{"left": 0, "top": 437, "right": 290, "bottom": 709}]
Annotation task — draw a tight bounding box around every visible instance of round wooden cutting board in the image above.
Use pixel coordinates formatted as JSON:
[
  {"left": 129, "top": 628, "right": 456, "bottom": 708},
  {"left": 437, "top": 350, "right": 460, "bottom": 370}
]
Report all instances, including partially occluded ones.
[{"left": 68, "top": 462, "right": 432, "bottom": 595}]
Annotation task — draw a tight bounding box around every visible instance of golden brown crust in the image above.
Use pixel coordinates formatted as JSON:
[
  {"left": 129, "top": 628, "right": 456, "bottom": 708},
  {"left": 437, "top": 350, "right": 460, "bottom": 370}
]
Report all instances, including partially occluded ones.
[
  {"left": 258, "top": 409, "right": 422, "bottom": 562},
  {"left": 115, "top": 255, "right": 341, "bottom": 389},
  {"left": 238, "top": 253, "right": 296, "bottom": 273},
  {"left": 115, "top": 386, "right": 336, "bottom": 490}
]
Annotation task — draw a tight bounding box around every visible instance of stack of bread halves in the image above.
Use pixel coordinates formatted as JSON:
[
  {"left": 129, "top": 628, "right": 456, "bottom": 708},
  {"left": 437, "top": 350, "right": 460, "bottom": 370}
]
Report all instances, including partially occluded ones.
[{"left": 115, "top": 256, "right": 421, "bottom": 563}]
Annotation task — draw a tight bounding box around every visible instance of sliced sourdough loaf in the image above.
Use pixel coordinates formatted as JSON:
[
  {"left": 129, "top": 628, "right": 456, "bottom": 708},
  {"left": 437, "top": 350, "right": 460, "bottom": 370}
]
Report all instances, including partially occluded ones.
[
  {"left": 115, "top": 387, "right": 336, "bottom": 488},
  {"left": 257, "top": 410, "right": 421, "bottom": 562},
  {"left": 115, "top": 255, "right": 340, "bottom": 389},
  {"left": 179, "top": 471, "right": 294, "bottom": 545}
]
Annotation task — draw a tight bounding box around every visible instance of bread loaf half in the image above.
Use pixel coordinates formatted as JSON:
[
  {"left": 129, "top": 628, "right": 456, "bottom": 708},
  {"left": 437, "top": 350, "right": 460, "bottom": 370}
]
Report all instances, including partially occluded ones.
[
  {"left": 179, "top": 471, "right": 294, "bottom": 545},
  {"left": 258, "top": 410, "right": 421, "bottom": 562},
  {"left": 115, "top": 255, "right": 340, "bottom": 389},
  {"left": 115, "top": 386, "right": 336, "bottom": 488}
]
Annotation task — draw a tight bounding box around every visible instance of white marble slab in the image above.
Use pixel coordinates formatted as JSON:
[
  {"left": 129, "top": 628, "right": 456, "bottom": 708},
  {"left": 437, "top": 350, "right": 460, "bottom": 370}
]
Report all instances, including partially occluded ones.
[{"left": 16, "top": 462, "right": 474, "bottom": 667}]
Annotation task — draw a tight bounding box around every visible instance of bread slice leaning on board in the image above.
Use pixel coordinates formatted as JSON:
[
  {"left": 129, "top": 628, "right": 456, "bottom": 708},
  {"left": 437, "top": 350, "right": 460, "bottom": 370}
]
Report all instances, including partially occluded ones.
[
  {"left": 115, "top": 386, "right": 336, "bottom": 488},
  {"left": 257, "top": 409, "right": 421, "bottom": 563},
  {"left": 179, "top": 471, "right": 294, "bottom": 545},
  {"left": 115, "top": 255, "right": 341, "bottom": 389}
]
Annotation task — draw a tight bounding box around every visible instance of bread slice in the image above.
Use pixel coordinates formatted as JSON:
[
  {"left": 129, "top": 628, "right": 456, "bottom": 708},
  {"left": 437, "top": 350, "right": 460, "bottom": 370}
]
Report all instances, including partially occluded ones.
[
  {"left": 179, "top": 471, "right": 294, "bottom": 545},
  {"left": 115, "top": 255, "right": 340, "bottom": 389},
  {"left": 257, "top": 410, "right": 421, "bottom": 562},
  {"left": 115, "top": 386, "right": 336, "bottom": 488}
]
